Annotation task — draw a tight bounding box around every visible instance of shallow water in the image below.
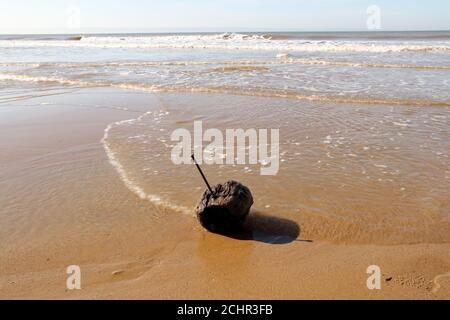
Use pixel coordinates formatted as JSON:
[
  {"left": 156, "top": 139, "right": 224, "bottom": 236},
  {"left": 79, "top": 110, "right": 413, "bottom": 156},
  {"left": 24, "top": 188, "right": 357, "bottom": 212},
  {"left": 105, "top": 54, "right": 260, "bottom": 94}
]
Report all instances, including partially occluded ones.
[
  {"left": 102, "top": 92, "right": 450, "bottom": 244},
  {"left": 1, "top": 32, "right": 449, "bottom": 244}
]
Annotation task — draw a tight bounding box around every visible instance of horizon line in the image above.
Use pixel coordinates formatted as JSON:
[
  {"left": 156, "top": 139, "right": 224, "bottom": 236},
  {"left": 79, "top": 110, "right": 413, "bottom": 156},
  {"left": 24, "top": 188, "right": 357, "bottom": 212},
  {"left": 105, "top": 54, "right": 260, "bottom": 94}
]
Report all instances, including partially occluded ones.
[{"left": 1, "top": 29, "right": 450, "bottom": 36}]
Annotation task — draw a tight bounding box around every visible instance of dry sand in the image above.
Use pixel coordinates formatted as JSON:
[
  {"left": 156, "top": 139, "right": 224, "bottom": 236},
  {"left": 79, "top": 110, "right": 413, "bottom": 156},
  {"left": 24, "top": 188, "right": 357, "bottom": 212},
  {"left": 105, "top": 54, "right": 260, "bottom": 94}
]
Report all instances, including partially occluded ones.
[{"left": 0, "top": 88, "right": 449, "bottom": 300}]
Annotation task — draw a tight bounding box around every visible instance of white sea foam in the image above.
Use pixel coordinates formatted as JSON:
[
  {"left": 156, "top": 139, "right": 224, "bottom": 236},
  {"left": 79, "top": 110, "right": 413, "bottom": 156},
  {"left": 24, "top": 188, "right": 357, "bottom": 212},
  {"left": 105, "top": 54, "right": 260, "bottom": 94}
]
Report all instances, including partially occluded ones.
[
  {"left": 2, "top": 73, "right": 450, "bottom": 107},
  {"left": 1, "top": 33, "right": 450, "bottom": 53},
  {"left": 2, "top": 58, "right": 449, "bottom": 77},
  {"left": 2, "top": 57, "right": 449, "bottom": 71},
  {"left": 0, "top": 73, "right": 98, "bottom": 87},
  {"left": 101, "top": 112, "right": 193, "bottom": 216}
]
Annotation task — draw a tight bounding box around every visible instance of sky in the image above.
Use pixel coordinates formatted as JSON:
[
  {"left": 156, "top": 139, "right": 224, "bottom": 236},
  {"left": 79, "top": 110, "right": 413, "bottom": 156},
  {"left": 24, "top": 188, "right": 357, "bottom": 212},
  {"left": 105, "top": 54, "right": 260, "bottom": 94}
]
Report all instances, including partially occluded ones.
[{"left": 0, "top": 0, "right": 449, "bottom": 34}]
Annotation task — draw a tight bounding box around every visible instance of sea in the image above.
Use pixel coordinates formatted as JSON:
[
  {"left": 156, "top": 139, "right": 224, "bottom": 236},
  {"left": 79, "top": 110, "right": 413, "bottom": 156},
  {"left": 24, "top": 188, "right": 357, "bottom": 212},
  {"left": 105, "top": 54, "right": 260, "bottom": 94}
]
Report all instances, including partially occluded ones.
[{"left": 1, "top": 31, "right": 449, "bottom": 244}]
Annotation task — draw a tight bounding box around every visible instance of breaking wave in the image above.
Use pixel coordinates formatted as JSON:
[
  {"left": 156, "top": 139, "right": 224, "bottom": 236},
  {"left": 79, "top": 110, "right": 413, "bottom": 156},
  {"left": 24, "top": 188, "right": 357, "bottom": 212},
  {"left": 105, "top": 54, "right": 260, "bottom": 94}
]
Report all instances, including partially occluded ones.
[
  {"left": 2, "top": 33, "right": 450, "bottom": 53},
  {"left": 2, "top": 58, "right": 450, "bottom": 70},
  {"left": 1, "top": 73, "right": 450, "bottom": 107}
]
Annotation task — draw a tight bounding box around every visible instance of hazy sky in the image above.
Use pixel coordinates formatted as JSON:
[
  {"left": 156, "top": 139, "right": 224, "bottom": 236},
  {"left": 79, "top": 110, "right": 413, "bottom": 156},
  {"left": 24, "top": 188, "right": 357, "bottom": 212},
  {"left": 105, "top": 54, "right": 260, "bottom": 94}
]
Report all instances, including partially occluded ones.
[{"left": 1, "top": 0, "right": 449, "bottom": 34}]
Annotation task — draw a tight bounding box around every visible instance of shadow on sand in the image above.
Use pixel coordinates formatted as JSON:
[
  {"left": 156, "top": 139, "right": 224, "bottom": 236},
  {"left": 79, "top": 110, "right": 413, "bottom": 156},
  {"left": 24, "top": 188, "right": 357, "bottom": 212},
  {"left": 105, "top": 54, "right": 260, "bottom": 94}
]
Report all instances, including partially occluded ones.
[{"left": 214, "top": 210, "right": 312, "bottom": 245}]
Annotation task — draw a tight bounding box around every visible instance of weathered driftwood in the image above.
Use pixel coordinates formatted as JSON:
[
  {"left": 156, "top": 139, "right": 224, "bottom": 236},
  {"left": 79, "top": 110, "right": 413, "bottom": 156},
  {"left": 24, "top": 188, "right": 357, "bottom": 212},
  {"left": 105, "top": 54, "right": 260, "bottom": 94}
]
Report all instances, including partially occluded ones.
[{"left": 195, "top": 180, "right": 254, "bottom": 233}]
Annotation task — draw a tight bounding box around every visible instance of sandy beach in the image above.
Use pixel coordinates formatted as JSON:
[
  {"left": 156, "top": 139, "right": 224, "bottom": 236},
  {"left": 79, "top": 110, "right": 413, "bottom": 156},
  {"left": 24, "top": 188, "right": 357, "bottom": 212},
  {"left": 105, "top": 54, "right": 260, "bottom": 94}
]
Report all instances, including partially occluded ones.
[{"left": 1, "top": 88, "right": 449, "bottom": 300}]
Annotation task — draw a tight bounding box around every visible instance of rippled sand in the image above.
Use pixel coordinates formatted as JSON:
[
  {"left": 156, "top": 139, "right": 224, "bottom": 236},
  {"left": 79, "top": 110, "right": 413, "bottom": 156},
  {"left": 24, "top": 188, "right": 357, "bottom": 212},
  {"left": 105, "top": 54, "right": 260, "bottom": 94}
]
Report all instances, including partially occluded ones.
[{"left": 1, "top": 88, "right": 449, "bottom": 299}]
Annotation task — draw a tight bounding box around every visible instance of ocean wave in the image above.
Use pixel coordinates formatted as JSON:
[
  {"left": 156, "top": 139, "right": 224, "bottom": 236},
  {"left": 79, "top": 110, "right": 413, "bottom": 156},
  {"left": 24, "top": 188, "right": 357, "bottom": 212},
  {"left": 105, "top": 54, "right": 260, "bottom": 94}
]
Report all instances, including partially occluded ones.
[
  {"left": 2, "top": 73, "right": 450, "bottom": 107},
  {"left": 1, "top": 33, "right": 450, "bottom": 53},
  {"left": 102, "top": 112, "right": 193, "bottom": 216},
  {"left": 0, "top": 62, "right": 41, "bottom": 67},
  {"left": 0, "top": 35, "right": 82, "bottom": 41},
  {"left": 2, "top": 58, "right": 449, "bottom": 71},
  {"left": 0, "top": 73, "right": 101, "bottom": 87}
]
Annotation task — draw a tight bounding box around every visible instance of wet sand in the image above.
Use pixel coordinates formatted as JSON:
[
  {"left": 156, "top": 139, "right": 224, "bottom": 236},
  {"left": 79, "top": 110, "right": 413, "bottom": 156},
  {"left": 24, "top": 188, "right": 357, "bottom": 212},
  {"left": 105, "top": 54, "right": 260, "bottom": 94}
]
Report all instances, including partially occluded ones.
[{"left": 0, "top": 88, "right": 449, "bottom": 299}]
